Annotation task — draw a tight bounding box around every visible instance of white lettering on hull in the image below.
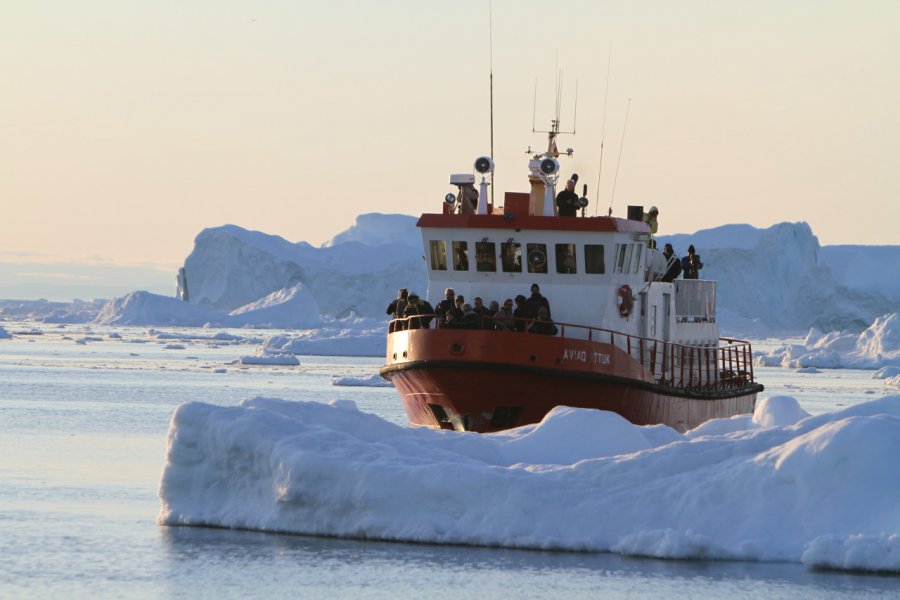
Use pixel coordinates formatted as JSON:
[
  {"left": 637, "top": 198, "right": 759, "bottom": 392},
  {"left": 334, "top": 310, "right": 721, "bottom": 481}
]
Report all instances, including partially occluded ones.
[{"left": 562, "top": 348, "right": 611, "bottom": 365}]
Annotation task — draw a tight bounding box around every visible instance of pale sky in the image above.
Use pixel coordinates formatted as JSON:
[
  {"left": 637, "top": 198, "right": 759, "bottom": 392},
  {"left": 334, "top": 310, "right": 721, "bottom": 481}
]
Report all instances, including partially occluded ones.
[{"left": 2, "top": 0, "right": 899, "bottom": 281}]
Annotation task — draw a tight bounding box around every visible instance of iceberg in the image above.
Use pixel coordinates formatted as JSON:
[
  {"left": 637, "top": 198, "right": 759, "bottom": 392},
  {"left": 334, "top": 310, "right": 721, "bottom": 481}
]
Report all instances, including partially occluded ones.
[{"left": 158, "top": 394, "right": 900, "bottom": 573}]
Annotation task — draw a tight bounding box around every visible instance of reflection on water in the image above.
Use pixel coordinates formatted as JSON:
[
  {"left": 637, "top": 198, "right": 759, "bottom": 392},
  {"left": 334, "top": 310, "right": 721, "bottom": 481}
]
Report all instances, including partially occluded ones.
[{"left": 157, "top": 527, "right": 896, "bottom": 599}]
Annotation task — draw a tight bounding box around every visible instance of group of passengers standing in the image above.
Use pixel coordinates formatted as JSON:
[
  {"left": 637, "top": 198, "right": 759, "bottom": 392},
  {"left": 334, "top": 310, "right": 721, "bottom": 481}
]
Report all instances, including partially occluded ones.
[
  {"left": 660, "top": 243, "right": 704, "bottom": 282},
  {"left": 386, "top": 284, "right": 558, "bottom": 335}
]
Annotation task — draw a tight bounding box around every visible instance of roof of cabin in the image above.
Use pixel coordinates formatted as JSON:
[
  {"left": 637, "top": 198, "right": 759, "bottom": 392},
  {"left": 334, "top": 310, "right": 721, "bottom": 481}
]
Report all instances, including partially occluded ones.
[{"left": 417, "top": 213, "right": 650, "bottom": 234}]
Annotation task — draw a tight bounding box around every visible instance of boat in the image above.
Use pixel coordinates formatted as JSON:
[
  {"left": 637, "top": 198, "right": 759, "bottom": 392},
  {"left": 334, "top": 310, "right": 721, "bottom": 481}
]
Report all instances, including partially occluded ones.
[{"left": 379, "top": 121, "right": 763, "bottom": 433}]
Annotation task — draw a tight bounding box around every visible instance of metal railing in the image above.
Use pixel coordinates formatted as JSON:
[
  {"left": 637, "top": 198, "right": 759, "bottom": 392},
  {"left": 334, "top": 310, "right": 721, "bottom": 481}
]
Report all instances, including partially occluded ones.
[{"left": 388, "top": 314, "right": 756, "bottom": 391}]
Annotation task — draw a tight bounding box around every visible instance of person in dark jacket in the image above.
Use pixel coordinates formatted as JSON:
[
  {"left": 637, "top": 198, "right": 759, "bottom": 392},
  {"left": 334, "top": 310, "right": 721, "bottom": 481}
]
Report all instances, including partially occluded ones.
[
  {"left": 386, "top": 288, "right": 408, "bottom": 332},
  {"left": 555, "top": 178, "right": 579, "bottom": 217},
  {"left": 403, "top": 294, "right": 433, "bottom": 329},
  {"left": 524, "top": 283, "right": 551, "bottom": 319},
  {"left": 434, "top": 288, "right": 455, "bottom": 324},
  {"left": 527, "top": 306, "right": 558, "bottom": 336},
  {"left": 444, "top": 295, "right": 466, "bottom": 327},
  {"left": 513, "top": 294, "right": 529, "bottom": 332},
  {"left": 681, "top": 245, "right": 704, "bottom": 279},
  {"left": 494, "top": 299, "right": 515, "bottom": 331},
  {"left": 661, "top": 244, "right": 682, "bottom": 282}
]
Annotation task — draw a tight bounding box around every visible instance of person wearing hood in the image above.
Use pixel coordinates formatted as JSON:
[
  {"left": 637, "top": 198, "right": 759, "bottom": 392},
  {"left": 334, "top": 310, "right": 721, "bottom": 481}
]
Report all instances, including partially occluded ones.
[{"left": 681, "top": 245, "right": 704, "bottom": 279}]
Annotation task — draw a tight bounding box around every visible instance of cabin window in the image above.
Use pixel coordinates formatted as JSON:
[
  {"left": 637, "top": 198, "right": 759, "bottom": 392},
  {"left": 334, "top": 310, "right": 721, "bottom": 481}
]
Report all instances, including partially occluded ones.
[
  {"left": 631, "top": 243, "right": 643, "bottom": 274},
  {"left": 585, "top": 244, "right": 605, "bottom": 274},
  {"left": 429, "top": 240, "right": 447, "bottom": 271},
  {"left": 501, "top": 241, "right": 522, "bottom": 272},
  {"left": 476, "top": 241, "right": 496, "bottom": 272},
  {"left": 526, "top": 243, "right": 548, "bottom": 274},
  {"left": 615, "top": 243, "right": 633, "bottom": 273},
  {"left": 452, "top": 241, "right": 469, "bottom": 271},
  {"left": 555, "top": 243, "right": 577, "bottom": 274}
]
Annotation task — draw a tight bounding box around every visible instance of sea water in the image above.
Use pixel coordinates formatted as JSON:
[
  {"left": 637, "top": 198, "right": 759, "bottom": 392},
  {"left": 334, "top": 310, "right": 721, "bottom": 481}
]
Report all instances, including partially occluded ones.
[{"left": 0, "top": 322, "right": 895, "bottom": 599}]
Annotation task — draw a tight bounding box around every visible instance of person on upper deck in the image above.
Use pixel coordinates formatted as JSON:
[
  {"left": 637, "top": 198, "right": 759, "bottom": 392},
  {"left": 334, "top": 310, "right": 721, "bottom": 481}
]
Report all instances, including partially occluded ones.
[
  {"left": 643, "top": 206, "right": 659, "bottom": 249},
  {"left": 643, "top": 206, "right": 659, "bottom": 234},
  {"left": 527, "top": 306, "right": 558, "bottom": 336},
  {"left": 681, "top": 245, "right": 704, "bottom": 279},
  {"left": 556, "top": 178, "right": 579, "bottom": 217},
  {"left": 524, "top": 283, "right": 551, "bottom": 320},
  {"left": 661, "top": 243, "right": 682, "bottom": 282}
]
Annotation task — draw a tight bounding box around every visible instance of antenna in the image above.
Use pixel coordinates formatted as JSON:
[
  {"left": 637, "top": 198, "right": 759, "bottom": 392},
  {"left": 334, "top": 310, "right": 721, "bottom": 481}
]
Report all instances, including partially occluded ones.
[
  {"left": 489, "top": 0, "right": 494, "bottom": 206},
  {"left": 594, "top": 43, "right": 612, "bottom": 216},
  {"left": 531, "top": 65, "right": 577, "bottom": 158},
  {"left": 608, "top": 97, "right": 632, "bottom": 216}
]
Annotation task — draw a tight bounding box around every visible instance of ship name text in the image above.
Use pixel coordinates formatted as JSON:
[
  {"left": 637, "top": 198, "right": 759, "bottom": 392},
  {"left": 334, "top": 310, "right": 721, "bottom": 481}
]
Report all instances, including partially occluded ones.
[{"left": 562, "top": 348, "right": 611, "bottom": 365}]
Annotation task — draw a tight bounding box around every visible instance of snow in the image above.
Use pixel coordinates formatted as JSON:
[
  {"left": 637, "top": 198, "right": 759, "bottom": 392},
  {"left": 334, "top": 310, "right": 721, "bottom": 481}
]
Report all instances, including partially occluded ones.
[
  {"left": 756, "top": 313, "right": 900, "bottom": 369},
  {"left": 0, "top": 326, "right": 10, "bottom": 339},
  {"left": 157, "top": 394, "right": 900, "bottom": 573},
  {"left": 331, "top": 374, "right": 393, "bottom": 387}
]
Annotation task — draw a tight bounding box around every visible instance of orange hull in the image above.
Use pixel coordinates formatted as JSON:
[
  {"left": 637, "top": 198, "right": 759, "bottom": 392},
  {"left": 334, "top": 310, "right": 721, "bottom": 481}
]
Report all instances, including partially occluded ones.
[{"left": 381, "top": 328, "right": 761, "bottom": 433}]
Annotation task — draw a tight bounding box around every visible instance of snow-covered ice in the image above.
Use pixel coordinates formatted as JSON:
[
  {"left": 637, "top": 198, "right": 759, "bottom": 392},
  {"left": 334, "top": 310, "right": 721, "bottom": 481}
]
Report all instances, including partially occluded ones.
[
  {"left": 756, "top": 313, "right": 899, "bottom": 370},
  {"left": 331, "top": 373, "right": 393, "bottom": 387},
  {"left": 158, "top": 394, "right": 900, "bottom": 573},
  {"left": 237, "top": 351, "right": 300, "bottom": 366}
]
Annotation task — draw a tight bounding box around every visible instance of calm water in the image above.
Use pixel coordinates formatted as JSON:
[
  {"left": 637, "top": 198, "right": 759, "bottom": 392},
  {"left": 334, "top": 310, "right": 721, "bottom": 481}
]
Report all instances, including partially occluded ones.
[{"left": 1, "top": 322, "right": 896, "bottom": 599}]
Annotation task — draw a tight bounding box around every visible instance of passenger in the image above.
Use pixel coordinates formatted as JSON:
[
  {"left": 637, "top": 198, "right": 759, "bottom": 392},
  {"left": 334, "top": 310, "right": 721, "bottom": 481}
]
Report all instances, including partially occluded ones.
[
  {"left": 643, "top": 206, "right": 659, "bottom": 248},
  {"left": 526, "top": 306, "right": 558, "bottom": 336},
  {"left": 661, "top": 243, "right": 682, "bottom": 282},
  {"left": 486, "top": 300, "right": 500, "bottom": 330},
  {"left": 386, "top": 288, "right": 408, "bottom": 332},
  {"left": 513, "top": 294, "right": 529, "bottom": 332},
  {"left": 681, "top": 245, "right": 704, "bottom": 279},
  {"left": 555, "top": 177, "right": 579, "bottom": 217},
  {"left": 454, "top": 247, "right": 469, "bottom": 271},
  {"left": 524, "top": 283, "right": 551, "bottom": 320},
  {"left": 494, "top": 299, "right": 515, "bottom": 331},
  {"left": 403, "top": 294, "right": 434, "bottom": 329},
  {"left": 435, "top": 288, "right": 455, "bottom": 324},
  {"left": 444, "top": 295, "right": 466, "bottom": 327},
  {"left": 473, "top": 297, "right": 490, "bottom": 317},
  {"left": 459, "top": 303, "right": 480, "bottom": 329}
]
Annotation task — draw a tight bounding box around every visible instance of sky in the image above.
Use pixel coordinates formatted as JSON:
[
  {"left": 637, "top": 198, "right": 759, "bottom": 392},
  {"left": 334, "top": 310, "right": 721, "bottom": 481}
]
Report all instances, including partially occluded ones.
[{"left": 2, "top": 1, "right": 899, "bottom": 300}]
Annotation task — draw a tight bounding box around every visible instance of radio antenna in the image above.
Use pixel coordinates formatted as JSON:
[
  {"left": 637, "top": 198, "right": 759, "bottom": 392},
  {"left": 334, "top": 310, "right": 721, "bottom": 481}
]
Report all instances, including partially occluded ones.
[
  {"left": 594, "top": 43, "right": 612, "bottom": 216},
  {"left": 608, "top": 97, "right": 631, "bottom": 216},
  {"left": 489, "top": 0, "right": 495, "bottom": 206},
  {"left": 532, "top": 61, "right": 577, "bottom": 157}
]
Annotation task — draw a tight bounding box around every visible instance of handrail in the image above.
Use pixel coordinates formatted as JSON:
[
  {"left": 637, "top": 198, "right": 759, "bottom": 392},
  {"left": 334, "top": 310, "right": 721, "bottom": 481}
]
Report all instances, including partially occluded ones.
[{"left": 387, "top": 313, "right": 757, "bottom": 391}]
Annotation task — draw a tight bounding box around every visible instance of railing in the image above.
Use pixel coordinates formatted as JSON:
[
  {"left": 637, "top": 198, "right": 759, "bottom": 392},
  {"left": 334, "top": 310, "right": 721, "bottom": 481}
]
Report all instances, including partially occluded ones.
[{"left": 388, "top": 314, "right": 757, "bottom": 392}]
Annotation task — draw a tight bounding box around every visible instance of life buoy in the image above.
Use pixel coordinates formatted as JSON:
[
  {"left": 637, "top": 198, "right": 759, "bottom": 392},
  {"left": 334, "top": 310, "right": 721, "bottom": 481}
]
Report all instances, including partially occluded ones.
[
  {"left": 527, "top": 248, "right": 547, "bottom": 270},
  {"left": 617, "top": 284, "right": 634, "bottom": 318}
]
